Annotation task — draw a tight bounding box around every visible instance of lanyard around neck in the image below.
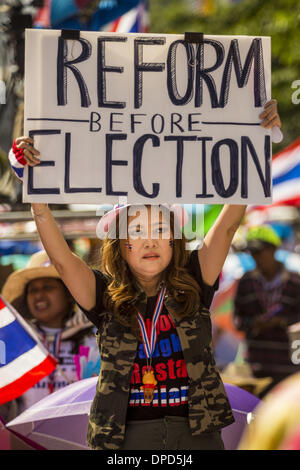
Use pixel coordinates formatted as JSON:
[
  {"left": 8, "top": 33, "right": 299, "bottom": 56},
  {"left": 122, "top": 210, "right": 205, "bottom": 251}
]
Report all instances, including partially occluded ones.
[{"left": 136, "top": 286, "right": 166, "bottom": 360}]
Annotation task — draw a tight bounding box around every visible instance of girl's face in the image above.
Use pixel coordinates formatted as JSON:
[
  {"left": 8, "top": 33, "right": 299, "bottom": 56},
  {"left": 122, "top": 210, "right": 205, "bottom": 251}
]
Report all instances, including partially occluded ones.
[{"left": 119, "top": 206, "right": 173, "bottom": 282}]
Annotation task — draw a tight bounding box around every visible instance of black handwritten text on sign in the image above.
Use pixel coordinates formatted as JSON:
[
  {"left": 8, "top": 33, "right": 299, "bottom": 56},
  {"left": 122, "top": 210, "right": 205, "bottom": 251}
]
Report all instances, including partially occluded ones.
[{"left": 23, "top": 30, "right": 271, "bottom": 204}]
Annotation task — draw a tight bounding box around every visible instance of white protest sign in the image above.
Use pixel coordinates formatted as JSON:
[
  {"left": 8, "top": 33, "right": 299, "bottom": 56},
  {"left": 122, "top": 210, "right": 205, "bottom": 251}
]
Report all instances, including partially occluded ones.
[{"left": 23, "top": 29, "right": 271, "bottom": 204}]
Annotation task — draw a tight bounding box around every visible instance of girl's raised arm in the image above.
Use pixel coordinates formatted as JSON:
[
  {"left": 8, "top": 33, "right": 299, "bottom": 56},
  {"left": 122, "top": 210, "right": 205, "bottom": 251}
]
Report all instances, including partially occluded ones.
[
  {"left": 9, "top": 137, "right": 96, "bottom": 311},
  {"left": 198, "top": 204, "right": 246, "bottom": 286},
  {"left": 31, "top": 203, "right": 96, "bottom": 311}
]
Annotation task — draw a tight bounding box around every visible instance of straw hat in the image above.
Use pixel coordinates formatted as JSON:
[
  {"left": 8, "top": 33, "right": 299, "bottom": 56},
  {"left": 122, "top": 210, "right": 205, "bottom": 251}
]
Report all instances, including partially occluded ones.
[
  {"left": 221, "top": 362, "right": 273, "bottom": 397},
  {"left": 1, "top": 250, "right": 60, "bottom": 304}
]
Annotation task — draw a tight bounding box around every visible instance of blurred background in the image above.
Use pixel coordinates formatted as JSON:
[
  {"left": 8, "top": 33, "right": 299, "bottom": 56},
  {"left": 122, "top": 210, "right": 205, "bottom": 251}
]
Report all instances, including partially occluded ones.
[{"left": 0, "top": 0, "right": 300, "bottom": 401}]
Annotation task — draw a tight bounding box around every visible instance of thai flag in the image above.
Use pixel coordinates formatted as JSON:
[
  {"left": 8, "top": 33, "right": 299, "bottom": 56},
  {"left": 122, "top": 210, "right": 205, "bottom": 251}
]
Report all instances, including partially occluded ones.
[
  {"left": 106, "top": 1, "right": 149, "bottom": 33},
  {"left": 271, "top": 138, "right": 300, "bottom": 207},
  {"left": 33, "top": 0, "right": 148, "bottom": 32},
  {"left": 0, "top": 296, "right": 57, "bottom": 406},
  {"left": 249, "top": 138, "right": 300, "bottom": 211}
]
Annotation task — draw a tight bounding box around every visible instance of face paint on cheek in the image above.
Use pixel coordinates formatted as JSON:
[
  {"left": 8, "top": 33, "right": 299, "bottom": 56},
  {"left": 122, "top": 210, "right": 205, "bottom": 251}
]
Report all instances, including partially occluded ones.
[
  {"left": 125, "top": 241, "right": 133, "bottom": 252},
  {"left": 169, "top": 239, "right": 174, "bottom": 248}
]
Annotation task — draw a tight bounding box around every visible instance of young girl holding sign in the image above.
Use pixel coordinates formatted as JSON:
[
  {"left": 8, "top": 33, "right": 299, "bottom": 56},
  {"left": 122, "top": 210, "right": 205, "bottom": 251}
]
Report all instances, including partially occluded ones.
[{"left": 9, "top": 100, "right": 280, "bottom": 450}]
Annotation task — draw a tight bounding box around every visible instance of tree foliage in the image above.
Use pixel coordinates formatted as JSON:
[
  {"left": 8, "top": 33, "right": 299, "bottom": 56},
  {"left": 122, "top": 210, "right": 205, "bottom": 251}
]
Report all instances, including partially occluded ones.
[{"left": 149, "top": 0, "right": 300, "bottom": 151}]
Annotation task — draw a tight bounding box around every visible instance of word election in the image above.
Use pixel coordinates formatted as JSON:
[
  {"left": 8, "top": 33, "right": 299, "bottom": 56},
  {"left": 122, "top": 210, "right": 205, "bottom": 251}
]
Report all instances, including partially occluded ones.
[
  {"left": 27, "top": 129, "right": 271, "bottom": 200},
  {"left": 57, "top": 36, "right": 267, "bottom": 109}
]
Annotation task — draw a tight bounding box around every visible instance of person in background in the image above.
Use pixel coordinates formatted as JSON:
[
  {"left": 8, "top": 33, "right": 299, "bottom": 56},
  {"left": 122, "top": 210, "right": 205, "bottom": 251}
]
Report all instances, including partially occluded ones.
[
  {"left": 233, "top": 225, "right": 300, "bottom": 397},
  {"left": 1, "top": 250, "right": 99, "bottom": 415}
]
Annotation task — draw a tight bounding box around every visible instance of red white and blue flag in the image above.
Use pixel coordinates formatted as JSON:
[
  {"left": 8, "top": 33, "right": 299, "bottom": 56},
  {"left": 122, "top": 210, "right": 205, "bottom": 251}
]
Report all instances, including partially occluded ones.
[
  {"left": 271, "top": 138, "right": 300, "bottom": 207},
  {"left": 104, "top": 1, "right": 148, "bottom": 33},
  {"left": 0, "top": 296, "right": 57, "bottom": 406},
  {"left": 33, "top": 0, "right": 148, "bottom": 32},
  {"left": 249, "top": 138, "right": 300, "bottom": 211}
]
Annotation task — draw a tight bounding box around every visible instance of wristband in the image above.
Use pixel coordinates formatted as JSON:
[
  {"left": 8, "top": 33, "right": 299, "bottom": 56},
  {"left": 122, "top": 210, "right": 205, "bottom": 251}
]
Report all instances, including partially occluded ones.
[
  {"left": 8, "top": 140, "right": 28, "bottom": 180},
  {"left": 12, "top": 140, "right": 27, "bottom": 165}
]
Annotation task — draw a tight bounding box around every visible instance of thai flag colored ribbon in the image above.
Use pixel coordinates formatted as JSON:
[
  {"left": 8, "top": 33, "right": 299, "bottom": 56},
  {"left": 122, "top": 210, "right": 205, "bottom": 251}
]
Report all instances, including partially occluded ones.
[
  {"left": 0, "top": 295, "right": 57, "bottom": 406},
  {"left": 12, "top": 140, "right": 26, "bottom": 166},
  {"left": 137, "top": 286, "right": 166, "bottom": 360},
  {"left": 8, "top": 141, "right": 27, "bottom": 181}
]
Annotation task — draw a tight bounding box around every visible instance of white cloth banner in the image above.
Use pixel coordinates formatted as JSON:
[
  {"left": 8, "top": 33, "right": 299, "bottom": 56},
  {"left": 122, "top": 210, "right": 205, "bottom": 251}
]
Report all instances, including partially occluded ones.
[{"left": 23, "top": 29, "right": 271, "bottom": 204}]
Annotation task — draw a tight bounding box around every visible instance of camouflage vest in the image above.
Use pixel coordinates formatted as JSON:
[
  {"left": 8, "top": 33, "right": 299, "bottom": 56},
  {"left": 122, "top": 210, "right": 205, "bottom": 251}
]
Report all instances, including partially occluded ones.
[{"left": 87, "top": 288, "right": 234, "bottom": 450}]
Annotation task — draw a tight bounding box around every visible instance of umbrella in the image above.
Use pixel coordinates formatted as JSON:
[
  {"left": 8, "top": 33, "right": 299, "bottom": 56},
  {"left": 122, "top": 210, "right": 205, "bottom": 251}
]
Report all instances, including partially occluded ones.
[
  {"left": 221, "top": 383, "right": 261, "bottom": 450},
  {"left": 5, "top": 378, "right": 260, "bottom": 450},
  {"left": 6, "top": 378, "right": 95, "bottom": 450}
]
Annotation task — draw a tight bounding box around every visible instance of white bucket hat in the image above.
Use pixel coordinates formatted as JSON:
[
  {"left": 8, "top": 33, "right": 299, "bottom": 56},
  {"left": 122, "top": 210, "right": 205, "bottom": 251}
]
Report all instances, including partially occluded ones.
[{"left": 96, "top": 203, "right": 189, "bottom": 239}]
